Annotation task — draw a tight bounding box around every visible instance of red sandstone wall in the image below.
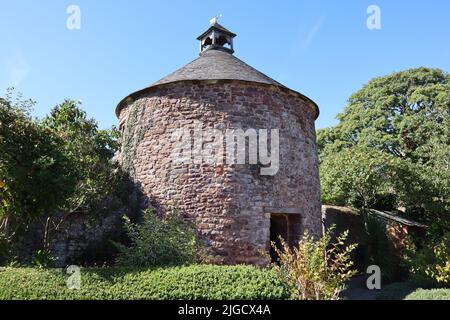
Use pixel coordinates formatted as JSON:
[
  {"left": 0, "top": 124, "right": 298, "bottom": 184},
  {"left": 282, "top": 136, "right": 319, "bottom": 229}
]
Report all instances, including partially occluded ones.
[{"left": 118, "top": 81, "right": 322, "bottom": 265}]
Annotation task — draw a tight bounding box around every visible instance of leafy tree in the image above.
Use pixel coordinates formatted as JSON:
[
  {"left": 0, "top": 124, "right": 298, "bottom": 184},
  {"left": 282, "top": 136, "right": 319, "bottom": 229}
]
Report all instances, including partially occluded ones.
[
  {"left": 38, "top": 100, "right": 128, "bottom": 248},
  {"left": 41, "top": 100, "right": 123, "bottom": 216},
  {"left": 1, "top": 90, "right": 128, "bottom": 254},
  {"left": 319, "top": 68, "right": 450, "bottom": 233},
  {"left": 320, "top": 147, "right": 400, "bottom": 210},
  {"left": 0, "top": 90, "right": 74, "bottom": 225},
  {"left": 319, "top": 68, "right": 449, "bottom": 160}
]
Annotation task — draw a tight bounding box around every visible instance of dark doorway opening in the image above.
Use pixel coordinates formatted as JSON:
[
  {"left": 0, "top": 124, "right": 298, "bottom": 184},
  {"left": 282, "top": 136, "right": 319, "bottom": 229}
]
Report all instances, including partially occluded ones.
[{"left": 270, "top": 213, "right": 302, "bottom": 263}]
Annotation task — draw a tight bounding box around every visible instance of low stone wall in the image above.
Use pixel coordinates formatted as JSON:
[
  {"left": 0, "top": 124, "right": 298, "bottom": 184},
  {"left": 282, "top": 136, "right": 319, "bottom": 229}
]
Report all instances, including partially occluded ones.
[
  {"left": 49, "top": 209, "right": 127, "bottom": 267},
  {"left": 322, "top": 206, "right": 367, "bottom": 244},
  {"left": 11, "top": 207, "right": 129, "bottom": 267}
]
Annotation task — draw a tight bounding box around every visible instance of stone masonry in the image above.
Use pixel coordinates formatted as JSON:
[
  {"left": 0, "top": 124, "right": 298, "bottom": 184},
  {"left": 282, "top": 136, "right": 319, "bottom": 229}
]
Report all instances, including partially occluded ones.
[
  {"left": 118, "top": 80, "right": 321, "bottom": 264},
  {"left": 116, "top": 21, "right": 322, "bottom": 265}
]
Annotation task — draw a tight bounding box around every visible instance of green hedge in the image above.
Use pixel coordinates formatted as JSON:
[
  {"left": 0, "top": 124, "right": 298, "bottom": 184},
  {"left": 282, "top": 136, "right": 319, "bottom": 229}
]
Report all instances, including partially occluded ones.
[
  {"left": 405, "top": 289, "right": 450, "bottom": 300},
  {"left": 0, "top": 265, "right": 289, "bottom": 300},
  {"left": 376, "top": 281, "right": 422, "bottom": 300},
  {"left": 376, "top": 279, "right": 449, "bottom": 300}
]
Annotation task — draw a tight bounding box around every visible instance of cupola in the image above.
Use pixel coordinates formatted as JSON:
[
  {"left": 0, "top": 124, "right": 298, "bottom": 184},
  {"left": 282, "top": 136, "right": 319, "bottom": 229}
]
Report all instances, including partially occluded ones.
[{"left": 197, "top": 17, "right": 237, "bottom": 54}]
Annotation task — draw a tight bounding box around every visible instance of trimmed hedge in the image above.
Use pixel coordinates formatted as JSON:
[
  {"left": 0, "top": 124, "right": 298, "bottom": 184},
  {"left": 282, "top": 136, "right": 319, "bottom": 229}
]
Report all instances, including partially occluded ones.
[
  {"left": 0, "top": 265, "right": 289, "bottom": 300},
  {"left": 405, "top": 289, "right": 450, "bottom": 300},
  {"left": 376, "top": 281, "right": 422, "bottom": 300},
  {"left": 376, "top": 278, "right": 449, "bottom": 300}
]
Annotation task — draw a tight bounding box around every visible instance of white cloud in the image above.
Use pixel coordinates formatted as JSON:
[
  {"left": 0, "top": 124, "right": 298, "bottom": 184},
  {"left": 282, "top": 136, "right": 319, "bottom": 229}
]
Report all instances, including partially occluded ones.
[
  {"left": 302, "top": 17, "right": 325, "bottom": 50},
  {"left": 284, "top": 16, "right": 326, "bottom": 64}
]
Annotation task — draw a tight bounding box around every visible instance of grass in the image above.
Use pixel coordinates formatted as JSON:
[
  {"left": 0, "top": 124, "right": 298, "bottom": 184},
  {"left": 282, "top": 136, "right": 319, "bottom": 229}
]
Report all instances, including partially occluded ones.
[{"left": 0, "top": 265, "right": 289, "bottom": 300}]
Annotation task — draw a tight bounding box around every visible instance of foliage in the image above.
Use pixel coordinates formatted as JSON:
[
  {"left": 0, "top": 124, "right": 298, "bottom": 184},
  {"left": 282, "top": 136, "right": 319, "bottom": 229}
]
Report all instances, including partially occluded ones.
[
  {"left": 271, "top": 227, "right": 358, "bottom": 300},
  {"left": 31, "top": 249, "right": 58, "bottom": 269},
  {"left": 405, "top": 234, "right": 450, "bottom": 287},
  {"left": 376, "top": 277, "right": 437, "bottom": 300},
  {"left": 376, "top": 281, "right": 418, "bottom": 300},
  {"left": 318, "top": 67, "right": 450, "bottom": 232},
  {"left": 0, "top": 90, "right": 75, "bottom": 223},
  {"left": 0, "top": 90, "right": 129, "bottom": 260},
  {"left": 115, "top": 209, "right": 200, "bottom": 268},
  {"left": 0, "top": 233, "right": 11, "bottom": 265},
  {"left": 365, "top": 215, "right": 403, "bottom": 282},
  {"left": 0, "top": 265, "right": 289, "bottom": 300},
  {"left": 120, "top": 100, "right": 155, "bottom": 173},
  {"left": 41, "top": 99, "right": 125, "bottom": 215},
  {"left": 404, "top": 288, "right": 450, "bottom": 300},
  {"left": 320, "top": 147, "right": 400, "bottom": 209}
]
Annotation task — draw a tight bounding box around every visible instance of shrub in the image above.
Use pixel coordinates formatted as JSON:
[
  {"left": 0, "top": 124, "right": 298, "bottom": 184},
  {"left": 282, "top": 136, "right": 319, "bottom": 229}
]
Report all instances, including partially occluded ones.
[
  {"left": 271, "top": 227, "right": 358, "bottom": 300},
  {"left": 405, "top": 288, "right": 450, "bottom": 300},
  {"left": 406, "top": 234, "right": 450, "bottom": 287},
  {"left": 115, "top": 209, "right": 200, "bottom": 268},
  {"left": 0, "top": 233, "right": 11, "bottom": 266},
  {"left": 376, "top": 277, "right": 436, "bottom": 300},
  {"left": 376, "top": 281, "right": 417, "bottom": 300},
  {"left": 0, "top": 265, "right": 289, "bottom": 300},
  {"left": 31, "top": 249, "right": 58, "bottom": 269}
]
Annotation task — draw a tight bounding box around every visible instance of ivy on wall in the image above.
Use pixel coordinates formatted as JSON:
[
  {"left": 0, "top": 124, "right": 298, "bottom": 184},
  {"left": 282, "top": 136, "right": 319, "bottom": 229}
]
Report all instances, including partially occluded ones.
[{"left": 120, "top": 98, "right": 155, "bottom": 174}]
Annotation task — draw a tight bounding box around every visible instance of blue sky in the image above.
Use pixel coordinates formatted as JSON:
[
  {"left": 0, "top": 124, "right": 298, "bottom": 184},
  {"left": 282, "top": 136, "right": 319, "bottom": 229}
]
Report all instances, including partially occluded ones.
[{"left": 1, "top": 0, "right": 449, "bottom": 129}]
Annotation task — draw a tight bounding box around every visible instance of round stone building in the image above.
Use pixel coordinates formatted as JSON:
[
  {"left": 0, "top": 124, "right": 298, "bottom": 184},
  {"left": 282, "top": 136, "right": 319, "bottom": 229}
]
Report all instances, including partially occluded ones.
[{"left": 116, "top": 21, "right": 322, "bottom": 265}]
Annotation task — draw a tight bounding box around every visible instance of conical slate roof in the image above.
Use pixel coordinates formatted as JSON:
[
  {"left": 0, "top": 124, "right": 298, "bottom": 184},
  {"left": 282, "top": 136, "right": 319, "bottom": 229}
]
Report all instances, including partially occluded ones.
[
  {"left": 116, "top": 23, "right": 319, "bottom": 119},
  {"left": 152, "top": 49, "right": 285, "bottom": 88}
]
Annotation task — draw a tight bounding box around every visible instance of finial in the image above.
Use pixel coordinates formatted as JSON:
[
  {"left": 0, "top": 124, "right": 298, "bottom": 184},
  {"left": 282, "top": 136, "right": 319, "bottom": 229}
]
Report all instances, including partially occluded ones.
[{"left": 210, "top": 15, "right": 222, "bottom": 26}]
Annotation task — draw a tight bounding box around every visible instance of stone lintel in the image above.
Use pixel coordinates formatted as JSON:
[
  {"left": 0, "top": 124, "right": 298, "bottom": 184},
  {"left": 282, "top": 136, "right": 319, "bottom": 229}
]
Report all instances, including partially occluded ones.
[{"left": 264, "top": 207, "right": 303, "bottom": 215}]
